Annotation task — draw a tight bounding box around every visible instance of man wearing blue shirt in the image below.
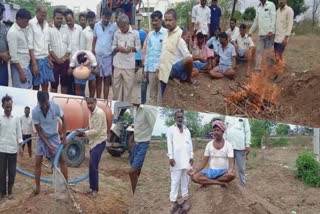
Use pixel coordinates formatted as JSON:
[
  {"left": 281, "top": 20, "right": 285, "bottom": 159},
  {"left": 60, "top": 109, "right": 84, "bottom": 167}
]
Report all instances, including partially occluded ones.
[
  {"left": 92, "top": 8, "right": 117, "bottom": 100},
  {"left": 209, "top": 0, "right": 222, "bottom": 36},
  {"left": 206, "top": 27, "right": 221, "bottom": 54}
]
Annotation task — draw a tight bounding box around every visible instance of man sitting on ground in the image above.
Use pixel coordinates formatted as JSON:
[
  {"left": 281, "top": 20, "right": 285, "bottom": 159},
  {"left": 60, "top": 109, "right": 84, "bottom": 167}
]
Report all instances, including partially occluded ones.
[
  {"left": 191, "top": 32, "right": 214, "bottom": 72},
  {"left": 188, "top": 120, "right": 235, "bottom": 187},
  {"left": 231, "top": 24, "right": 255, "bottom": 62},
  {"left": 206, "top": 27, "right": 221, "bottom": 54},
  {"left": 226, "top": 18, "right": 240, "bottom": 42},
  {"left": 209, "top": 32, "right": 236, "bottom": 79}
]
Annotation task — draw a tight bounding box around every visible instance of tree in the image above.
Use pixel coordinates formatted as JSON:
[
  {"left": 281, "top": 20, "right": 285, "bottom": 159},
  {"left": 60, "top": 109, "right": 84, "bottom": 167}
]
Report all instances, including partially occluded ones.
[
  {"left": 173, "top": 0, "right": 198, "bottom": 29},
  {"left": 269, "top": 0, "right": 308, "bottom": 18},
  {"left": 311, "top": 0, "right": 320, "bottom": 27},
  {"left": 231, "top": 0, "right": 238, "bottom": 18},
  {"left": 249, "top": 119, "right": 275, "bottom": 147},
  {"left": 10, "top": 0, "right": 54, "bottom": 19},
  {"left": 276, "top": 123, "right": 290, "bottom": 135},
  {"left": 242, "top": 7, "right": 256, "bottom": 21}
]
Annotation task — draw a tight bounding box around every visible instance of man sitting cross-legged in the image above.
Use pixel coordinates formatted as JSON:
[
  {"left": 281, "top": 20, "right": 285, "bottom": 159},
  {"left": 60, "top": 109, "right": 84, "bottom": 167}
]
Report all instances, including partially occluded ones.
[
  {"left": 188, "top": 120, "right": 235, "bottom": 187},
  {"left": 231, "top": 24, "right": 255, "bottom": 63}
]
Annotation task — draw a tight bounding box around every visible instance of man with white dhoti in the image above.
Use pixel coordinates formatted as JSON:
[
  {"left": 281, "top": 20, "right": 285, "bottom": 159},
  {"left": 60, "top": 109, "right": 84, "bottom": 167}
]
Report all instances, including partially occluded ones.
[{"left": 167, "top": 110, "right": 193, "bottom": 213}]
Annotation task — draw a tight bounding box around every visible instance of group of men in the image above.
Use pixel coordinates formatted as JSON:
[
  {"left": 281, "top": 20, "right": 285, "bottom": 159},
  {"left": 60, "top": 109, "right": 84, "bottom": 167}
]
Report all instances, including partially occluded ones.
[{"left": 166, "top": 111, "right": 251, "bottom": 213}]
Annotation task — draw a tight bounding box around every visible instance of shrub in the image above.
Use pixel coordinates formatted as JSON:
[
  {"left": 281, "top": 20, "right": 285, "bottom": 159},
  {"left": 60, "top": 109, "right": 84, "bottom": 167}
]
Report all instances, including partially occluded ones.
[
  {"left": 295, "top": 152, "right": 320, "bottom": 187},
  {"left": 273, "top": 137, "right": 289, "bottom": 147}
]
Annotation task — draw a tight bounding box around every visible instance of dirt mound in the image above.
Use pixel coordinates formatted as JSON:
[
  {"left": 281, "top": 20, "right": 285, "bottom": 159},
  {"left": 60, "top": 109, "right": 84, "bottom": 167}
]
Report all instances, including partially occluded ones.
[{"left": 188, "top": 182, "right": 283, "bottom": 214}]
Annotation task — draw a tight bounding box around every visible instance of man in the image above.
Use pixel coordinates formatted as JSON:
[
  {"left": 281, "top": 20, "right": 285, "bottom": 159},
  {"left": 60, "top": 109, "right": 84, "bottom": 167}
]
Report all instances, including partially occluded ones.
[
  {"left": 92, "top": 7, "right": 117, "bottom": 100},
  {"left": 209, "top": 0, "right": 221, "bottom": 37},
  {"left": 209, "top": 32, "right": 236, "bottom": 79},
  {"left": 188, "top": 120, "right": 235, "bottom": 186},
  {"left": 226, "top": 18, "right": 240, "bottom": 42},
  {"left": 249, "top": 0, "right": 276, "bottom": 71},
  {"left": 0, "top": 3, "right": 10, "bottom": 87},
  {"left": 129, "top": 104, "right": 158, "bottom": 194},
  {"left": 192, "top": 0, "right": 211, "bottom": 39},
  {"left": 32, "top": 91, "right": 68, "bottom": 195},
  {"left": 80, "top": 11, "right": 97, "bottom": 97},
  {"left": 167, "top": 110, "right": 193, "bottom": 213},
  {"left": 274, "top": 0, "right": 294, "bottom": 63},
  {"left": 20, "top": 106, "right": 34, "bottom": 158},
  {"left": 0, "top": 95, "right": 23, "bottom": 201},
  {"left": 65, "top": 9, "right": 83, "bottom": 95},
  {"left": 28, "top": 4, "right": 55, "bottom": 91},
  {"left": 206, "top": 27, "right": 221, "bottom": 54},
  {"left": 112, "top": 14, "right": 140, "bottom": 103},
  {"left": 49, "top": 8, "right": 72, "bottom": 94},
  {"left": 7, "top": 8, "right": 33, "bottom": 89},
  {"left": 232, "top": 24, "right": 255, "bottom": 64},
  {"left": 142, "top": 11, "right": 167, "bottom": 106},
  {"left": 79, "top": 12, "right": 87, "bottom": 30},
  {"left": 191, "top": 32, "right": 214, "bottom": 71},
  {"left": 158, "top": 9, "right": 182, "bottom": 98},
  {"left": 69, "top": 50, "right": 98, "bottom": 97},
  {"left": 76, "top": 97, "right": 108, "bottom": 198},
  {"left": 224, "top": 116, "right": 251, "bottom": 188}
]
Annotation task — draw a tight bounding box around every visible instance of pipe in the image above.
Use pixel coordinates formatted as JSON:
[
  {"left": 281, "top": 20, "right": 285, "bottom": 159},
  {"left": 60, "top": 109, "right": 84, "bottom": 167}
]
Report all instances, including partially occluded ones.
[{"left": 16, "top": 130, "right": 89, "bottom": 184}]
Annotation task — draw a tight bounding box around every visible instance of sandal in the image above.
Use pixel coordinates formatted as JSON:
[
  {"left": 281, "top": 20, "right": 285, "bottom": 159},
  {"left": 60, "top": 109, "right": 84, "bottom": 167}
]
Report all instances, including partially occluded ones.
[{"left": 88, "top": 191, "right": 97, "bottom": 198}]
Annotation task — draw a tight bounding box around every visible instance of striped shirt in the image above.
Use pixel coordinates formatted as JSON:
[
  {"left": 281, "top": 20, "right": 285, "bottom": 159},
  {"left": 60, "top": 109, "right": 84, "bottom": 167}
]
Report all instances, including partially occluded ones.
[
  {"left": 65, "top": 24, "right": 82, "bottom": 55},
  {"left": 49, "top": 25, "right": 71, "bottom": 58}
]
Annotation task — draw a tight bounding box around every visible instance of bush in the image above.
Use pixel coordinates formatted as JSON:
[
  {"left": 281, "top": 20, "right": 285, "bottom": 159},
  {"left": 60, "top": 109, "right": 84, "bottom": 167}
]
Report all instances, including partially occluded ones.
[
  {"left": 295, "top": 152, "right": 320, "bottom": 187},
  {"left": 272, "top": 137, "right": 289, "bottom": 147},
  {"left": 242, "top": 7, "right": 256, "bottom": 21}
]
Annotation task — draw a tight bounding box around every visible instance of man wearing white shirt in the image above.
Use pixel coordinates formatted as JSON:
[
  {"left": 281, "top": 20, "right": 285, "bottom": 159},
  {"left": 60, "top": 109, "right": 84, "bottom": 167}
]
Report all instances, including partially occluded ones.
[
  {"left": 49, "top": 8, "right": 72, "bottom": 95},
  {"left": 274, "top": 0, "right": 294, "bottom": 63},
  {"left": 0, "top": 95, "right": 23, "bottom": 201},
  {"left": 249, "top": 0, "right": 276, "bottom": 71},
  {"left": 167, "top": 110, "right": 193, "bottom": 213},
  {"left": 226, "top": 18, "right": 240, "bottom": 42},
  {"left": 192, "top": 0, "right": 211, "bottom": 39},
  {"left": 20, "top": 106, "right": 34, "bottom": 158},
  {"left": 224, "top": 116, "right": 251, "bottom": 187}
]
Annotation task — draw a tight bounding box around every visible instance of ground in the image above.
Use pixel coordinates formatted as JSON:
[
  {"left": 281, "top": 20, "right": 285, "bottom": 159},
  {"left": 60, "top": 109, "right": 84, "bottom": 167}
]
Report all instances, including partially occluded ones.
[
  {"left": 129, "top": 137, "right": 320, "bottom": 214},
  {"left": 0, "top": 141, "right": 132, "bottom": 214},
  {"left": 162, "top": 35, "right": 320, "bottom": 127}
]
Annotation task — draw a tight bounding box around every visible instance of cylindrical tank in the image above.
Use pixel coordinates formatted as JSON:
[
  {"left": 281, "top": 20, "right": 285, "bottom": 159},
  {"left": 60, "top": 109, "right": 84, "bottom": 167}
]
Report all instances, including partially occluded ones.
[{"left": 52, "top": 96, "right": 112, "bottom": 133}]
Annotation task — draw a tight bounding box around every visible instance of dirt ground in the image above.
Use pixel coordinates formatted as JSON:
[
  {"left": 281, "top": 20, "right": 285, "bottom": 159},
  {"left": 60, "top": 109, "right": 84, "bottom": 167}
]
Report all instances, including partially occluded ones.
[
  {"left": 0, "top": 141, "right": 132, "bottom": 214},
  {"left": 162, "top": 35, "right": 320, "bottom": 127},
  {"left": 129, "top": 137, "right": 320, "bottom": 214}
]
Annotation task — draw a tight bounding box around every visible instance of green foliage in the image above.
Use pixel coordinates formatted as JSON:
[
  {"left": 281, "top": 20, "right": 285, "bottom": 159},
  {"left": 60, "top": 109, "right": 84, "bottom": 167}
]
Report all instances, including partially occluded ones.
[
  {"left": 173, "top": 0, "right": 198, "bottom": 29},
  {"left": 242, "top": 7, "right": 256, "bottom": 21},
  {"left": 121, "top": 111, "right": 133, "bottom": 124},
  {"left": 272, "top": 137, "right": 289, "bottom": 147},
  {"left": 269, "top": 0, "right": 308, "bottom": 18},
  {"left": 276, "top": 123, "right": 290, "bottom": 135},
  {"left": 296, "top": 152, "right": 320, "bottom": 187},
  {"left": 10, "top": 0, "right": 54, "bottom": 19},
  {"left": 249, "top": 119, "right": 275, "bottom": 147}
]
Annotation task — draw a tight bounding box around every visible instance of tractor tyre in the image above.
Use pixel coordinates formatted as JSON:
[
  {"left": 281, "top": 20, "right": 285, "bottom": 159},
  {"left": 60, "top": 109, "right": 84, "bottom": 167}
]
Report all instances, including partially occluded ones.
[{"left": 63, "top": 136, "right": 86, "bottom": 168}]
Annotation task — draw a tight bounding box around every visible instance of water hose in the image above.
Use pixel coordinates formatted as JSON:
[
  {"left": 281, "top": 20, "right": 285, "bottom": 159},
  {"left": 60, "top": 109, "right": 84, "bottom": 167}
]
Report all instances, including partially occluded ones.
[{"left": 16, "top": 130, "right": 89, "bottom": 184}]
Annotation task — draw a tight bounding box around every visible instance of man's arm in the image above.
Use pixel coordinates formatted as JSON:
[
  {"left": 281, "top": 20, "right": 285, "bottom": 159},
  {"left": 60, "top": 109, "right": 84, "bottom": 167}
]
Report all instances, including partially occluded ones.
[
  {"left": 228, "top": 157, "right": 234, "bottom": 172},
  {"left": 141, "top": 33, "right": 149, "bottom": 65},
  {"left": 80, "top": 30, "right": 86, "bottom": 51},
  {"left": 60, "top": 116, "right": 67, "bottom": 145},
  {"left": 192, "top": 156, "right": 209, "bottom": 173},
  {"left": 16, "top": 117, "right": 23, "bottom": 145},
  {"left": 84, "top": 114, "right": 103, "bottom": 141},
  {"left": 166, "top": 128, "right": 174, "bottom": 160},
  {"left": 249, "top": 10, "right": 258, "bottom": 35},
  {"left": 34, "top": 124, "right": 52, "bottom": 149},
  {"left": 284, "top": 8, "right": 294, "bottom": 44},
  {"left": 191, "top": 5, "right": 197, "bottom": 30},
  {"left": 132, "top": 31, "right": 141, "bottom": 53},
  {"left": 92, "top": 36, "right": 97, "bottom": 55},
  {"left": 270, "top": 3, "right": 276, "bottom": 34}
]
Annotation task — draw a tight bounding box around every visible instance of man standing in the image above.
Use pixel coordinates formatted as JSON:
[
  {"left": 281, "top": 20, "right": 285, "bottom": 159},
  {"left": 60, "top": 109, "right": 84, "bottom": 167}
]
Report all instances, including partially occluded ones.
[
  {"left": 92, "top": 8, "right": 117, "bottom": 100},
  {"left": 192, "top": 0, "right": 211, "bottom": 40},
  {"left": 158, "top": 9, "right": 182, "bottom": 98},
  {"left": 76, "top": 97, "right": 108, "bottom": 198},
  {"left": 32, "top": 91, "right": 68, "bottom": 195},
  {"left": 226, "top": 18, "right": 240, "bottom": 42},
  {"left": 49, "top": 8, "right": 72, "bottom": 95},
  {"left": 167, "top": 110, "right": 193, "bottom": 213},
  {"left": 112, "top": 14, "right": 140, "bottom": 103},
  {"left": 249, "top": 0, "right": 276, "bottom": 71},
  {"left": 143, "top": 11, "right": 167, "bottom": 106},
  {"left": 274, "top": 0, "right": 294, "bottom": 63},
  {"left": 7, "top": 9, "right": 33, "bottom": 89},
  {"left": 129, "top": 104, "right": 157, "bottom": 194},
  {"left": 209, "top": 0, "right": 221, "bottom": 37},
  {"left": 0, "top": 95, "right": 23, "bottom": 201},
  {"left": 20, "top": 106, "right": 34, "bottom": 158},
  {"left": 28, "top": 4, "right": 55, "bottom": 92},
  {"left": 79, "top": 12, "right": 87, "bottom": 30},
  {"left": 0, "top": 3, "right": 10, "bottom": 87},
  {"left": 224, "top": 116, "right": 251, "bottom": 188}
]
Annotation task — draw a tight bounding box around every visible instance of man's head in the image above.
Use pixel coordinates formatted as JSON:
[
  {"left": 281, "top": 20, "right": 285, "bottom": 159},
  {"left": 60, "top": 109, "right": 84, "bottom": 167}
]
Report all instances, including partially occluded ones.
[
  {"left": 181, "top": 29, "right": 191, "bottom": 43},
  {"left": 239, "top": 24, "right": 247, "bottom": 37},
  {"left": 2, "top": 95, "right": 12, "bottom": 117},
  {"left": 101, "top": 7, "right": 112, "bottom": 26},
  {"left": 77, "top": 52, "right": 89, "bottom": 66},
  {"left": 37, "top": 91, "right": 50, "bottom": 114},
  {"left": 0, "top": 3, "right": 5, "bottom": 21},
  {"left": 212, "top": 0, "right": 218, "bottom": 6},
  {"left": 64, "top": 9, "right": 74, "bottom": 28},
  {"left": 79, "top": 12, "right": 87, "bottom": 29},
  {"left": 219, "top": 32, "right": 229, "bottom": 46},
  {"left": 175, "top": 110, "right": 184, "bottom": 127},
  {"left": 35, "top": 4, "right": 47, "bottom": 23},
  {"left": 86, "top": 11, "right": 96, "bottom": 30},
  {"left": 200, "top": 0, "right": 207, "bottom": 7},
  {"left": 53, "top": 8, "right": 64, "bottom": 28},
  {"left": 85, "top": 97, "right": 97, "bottom": 113},
  {"left": 117, "top": 14, "right": 130, "bottom": 33},
  {"left": 212, "top": 120, "right": 225, "bottom": 140},
  {"left": 214, "top": 27, "right": 221, "bottom": 37},
  {"left": 279, "top": 0, "right": 287, "bottom": 8},
  {"left": 24, "top": 106, "right": 30, "bottom": 117},
  {"left": 151, "top": 10, "right": 163, "bottom": 32},
  {"left": 196, "top": 32, "right": 205, "bottom": 46},
  {"left": 16, "top": 8, "right": 32, "bottom": 29},
  {"left": 229, "top": 18, "right": 236, "bottom": 30},
  {"left": 164, "top": 9, "right": 177, "bottom": 32},
  {"left": 115, "top": 8, "right": 125, "bottom": 21}
]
